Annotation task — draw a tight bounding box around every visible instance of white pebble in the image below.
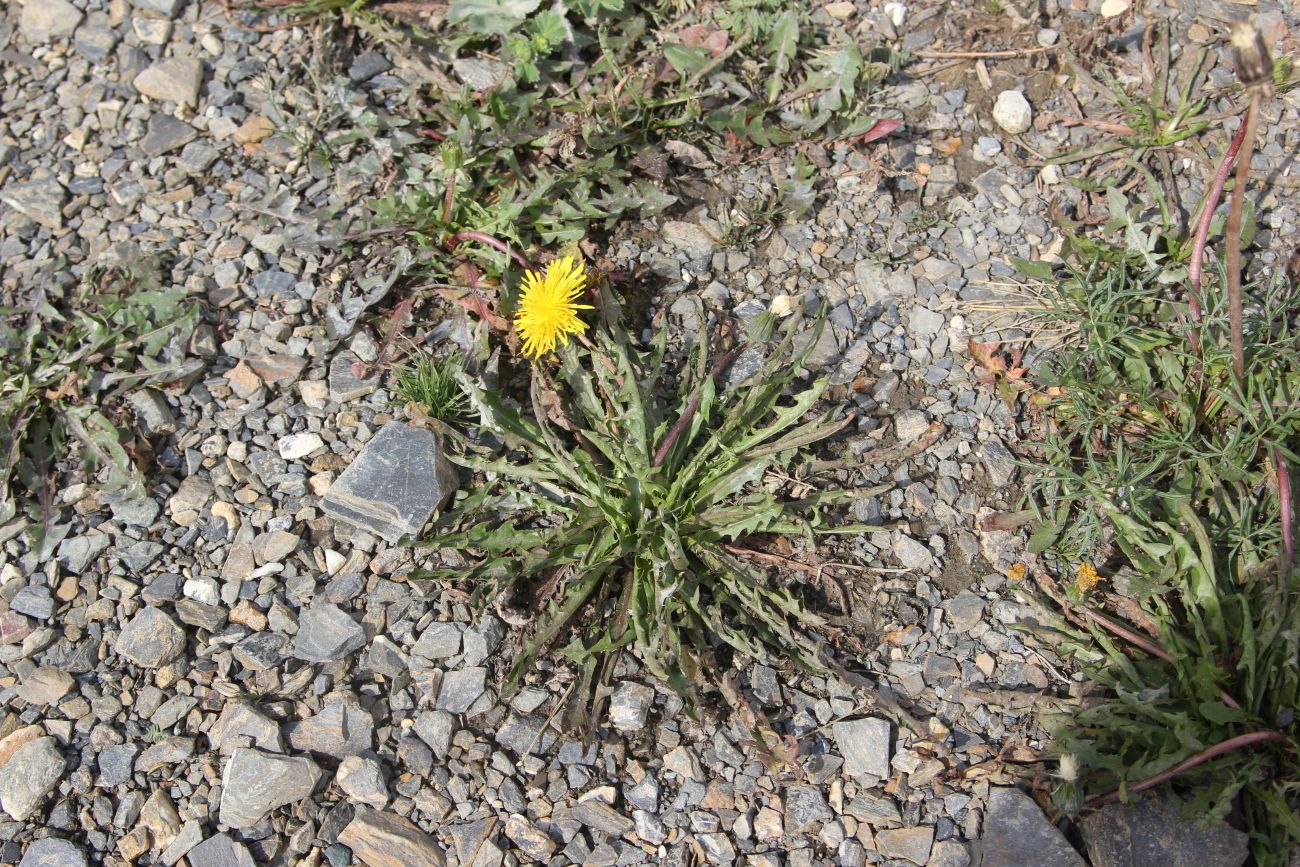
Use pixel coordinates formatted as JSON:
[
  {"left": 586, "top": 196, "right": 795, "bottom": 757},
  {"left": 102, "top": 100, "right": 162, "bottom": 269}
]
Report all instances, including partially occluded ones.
[{"left": 992, "top": 90, "right": 1032, "bottom": 135}]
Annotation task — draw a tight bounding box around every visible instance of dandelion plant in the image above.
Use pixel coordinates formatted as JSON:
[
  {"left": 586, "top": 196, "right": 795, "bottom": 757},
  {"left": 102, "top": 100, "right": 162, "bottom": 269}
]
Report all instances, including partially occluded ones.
[{"left": 417, "top": 279, "right": 868, "bottom": 728}]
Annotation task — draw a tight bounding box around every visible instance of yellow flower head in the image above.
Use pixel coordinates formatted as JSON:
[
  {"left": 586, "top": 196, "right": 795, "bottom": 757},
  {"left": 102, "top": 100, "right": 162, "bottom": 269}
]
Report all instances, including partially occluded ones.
[
  {"left": 514, "top": 255, "right": 593, "bottom": 359},
  {"left": 1074, "top": 562, "right": 1103, "bottom": 594}
]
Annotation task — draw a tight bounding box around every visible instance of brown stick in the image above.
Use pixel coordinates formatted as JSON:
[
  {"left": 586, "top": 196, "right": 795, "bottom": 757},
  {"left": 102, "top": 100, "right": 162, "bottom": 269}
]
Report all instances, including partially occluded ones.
[
  {"left": 1225, "top": 99, "right": 1259, "bottom": 387},
  {"left": 913, "top": 46, "right": 1056, "bottom": 59},
  {"left": 1083, "top": 730, "right": 1290, "bottom": 810}
]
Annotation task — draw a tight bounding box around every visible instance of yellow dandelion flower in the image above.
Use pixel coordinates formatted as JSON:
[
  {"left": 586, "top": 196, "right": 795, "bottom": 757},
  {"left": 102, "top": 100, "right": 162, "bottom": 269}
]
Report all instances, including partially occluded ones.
[
  {"left": 514, "top": 255, "right": 594, "bottom": 359},
  {"left": 1074, "top": 562, "right": 1103, "bottom": 594}
]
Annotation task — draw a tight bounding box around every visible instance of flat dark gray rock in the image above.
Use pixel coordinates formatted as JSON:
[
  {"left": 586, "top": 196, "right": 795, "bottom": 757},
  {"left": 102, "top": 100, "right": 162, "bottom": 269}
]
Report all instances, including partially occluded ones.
[
  {"left": 1082, "top": 793, "right": 1249, "bottom": 867},
  {"left": 977, "top": 787, "right": 1085, "bottom": 867},
  {"left": 320, "top": 422, "right": 458, "bottom": 543}
]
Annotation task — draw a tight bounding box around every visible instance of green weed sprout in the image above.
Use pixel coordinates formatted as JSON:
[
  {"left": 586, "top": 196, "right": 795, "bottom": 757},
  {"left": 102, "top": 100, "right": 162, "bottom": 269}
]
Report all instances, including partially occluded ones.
[{"left": 392, "top": 351, "right": 473, "bottom": 425}]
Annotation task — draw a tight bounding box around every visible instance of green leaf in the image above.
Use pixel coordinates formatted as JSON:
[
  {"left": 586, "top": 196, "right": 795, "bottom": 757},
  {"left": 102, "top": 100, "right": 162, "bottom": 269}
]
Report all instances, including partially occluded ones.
[
  {"left": 765, "top": 10, "right": 800, "bottom": 103},
  {"left": 447, "top": 0, "right": 542, "bottom": 34},
  {"left": 663, "top": 44, "right": 711, "bottom": 77}
]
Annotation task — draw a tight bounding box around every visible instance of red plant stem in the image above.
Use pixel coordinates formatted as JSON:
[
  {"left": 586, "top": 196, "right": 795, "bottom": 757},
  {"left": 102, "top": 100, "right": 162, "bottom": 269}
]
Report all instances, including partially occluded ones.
[
  {"left": 445, "top": 230, "right": 536, "bottom": 272},
  {"left": 651, "top": 343, "right": 746, "bottom": 468},
  {"left": 1225, "top": 100, "right": 1260, "bottom": 387},
  {"left": 1278, "top": 448, "right": 1294, "bottom": 566},
  {"left": 1078, "top": 606, "right": 1241, "bottom": 710},
  {"left": 1188, "top": 117, "right": 1250, "bottom": 318},
  {"left": 1083, "top": 730, "right": 1290, "bottom": 810}
]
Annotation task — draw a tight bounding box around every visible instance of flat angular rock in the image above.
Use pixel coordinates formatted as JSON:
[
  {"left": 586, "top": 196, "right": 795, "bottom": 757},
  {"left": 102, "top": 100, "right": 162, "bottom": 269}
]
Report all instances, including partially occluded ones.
[
  {"left": 436, "top": 668, "right": 486, "bottom": 714},
  {"left": 1, "top": 178, "right": 67, "bottom": 229},
  {"left": 18, "top": 838, "right": 88, "bottom": 867},
  {"left": 785, "top": 785, "right": 833, "bottom": 834},
  {"left": 411, "top": 622, "right": 462, "bottom": 659},
  {"left": 207, "top": 702, "right": 283, "bottom": 754},
  {"left": 0, "top": 736, "right": 65, "bottom": 820},
  {"left": 981, "top": 437, "right": 1018, "bottom": 487},
  {"left": 977, "top": 787, "right": 1085, "bottom": 867},
  {"left": 141, "top": 114, "right": 197, "bottom": 157},
  {"left": 338, "top": 806, "right": 448, "bottom": 867},
  {"left": 11, "top": 585, "right": 54, "bottom": 619},
  {"left": 98, "top": 744, "right": 141, "bottom": 787},
  {"left": 335, "top": 755, "right": 388, "bottom": 808},
  {"left": 285, "top": 692, "right": 374, "bottom": 759},
  {"left": 186, "top": 834, "right": 255, "bottom": 867},
  {"left": 134, "top": 57, "right": 204, "bottom": 107},
  {"left": 20, "top": 0, "right": 83, "bottom": 42},
  {"left": 877, "top": 827, "right": 934, "bottom": 865},
  {"left": 504, "top": 815, "right": 555, "bottom": 860},
  {"left": 116, "top": 607, "right": 187, "bottom": 667},
  {"left": 559, "top": 800, "right": 634, "bottom": 836},
  {"left": 293, "top": 603, "right": 365, "bottom": 662},
  {"left": 321, "top": 422, "right": 459, "bottom": 543},
  {"left": 57, "top": 533, "right": 111, "bottom": 574},
  {"left": 278, "top": 432, "right": 324, "bottom": 461},
  {"left": 17, "top": 666, "right": 74, "bottom": 705},
  {"left": 608, "top": 682, "right": 655, "bottom": 732},
  {"left": 219, "top": 748, "right": 322, "bottom": 828},
  {"left": 1082, "top": 793, "right": 1249, "bottom": 867},
  {"left": 329, "top": 351, "right": 376, "bottom": 403},
  {"left": 233, "top": 631, "right": 285, "bottom": 671},
  {"left": 833, "top": 718, "right": 891, "bottom": 779}
]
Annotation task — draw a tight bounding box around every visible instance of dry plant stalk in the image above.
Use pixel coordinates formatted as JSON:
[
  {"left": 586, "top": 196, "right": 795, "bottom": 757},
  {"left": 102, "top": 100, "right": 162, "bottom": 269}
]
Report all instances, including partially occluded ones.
[{"left": 1225, "top": 20, "right": 1274, "bottom": 385}]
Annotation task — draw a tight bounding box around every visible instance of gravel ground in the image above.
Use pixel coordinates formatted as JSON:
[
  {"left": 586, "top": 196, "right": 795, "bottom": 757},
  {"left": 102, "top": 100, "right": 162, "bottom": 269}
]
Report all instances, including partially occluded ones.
[{"left": 1, "top": 0, "right": 1298, "bottom": 866}]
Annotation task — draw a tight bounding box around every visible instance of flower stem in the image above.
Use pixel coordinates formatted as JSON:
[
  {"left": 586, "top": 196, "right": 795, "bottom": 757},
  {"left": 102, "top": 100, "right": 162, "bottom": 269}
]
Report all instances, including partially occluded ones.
[
  {"left": 445, "top": 230, "right": 537, "bottom": 273},
  {"left": 1187, "top": 117, "right": 1250, "bottom": 321},
  {"left": 652, "top": 343, "right": 746, "bottom": 468},
  {"left": 1225, "top": 99, "right": 1260, "bottom": 387},
  {"left": 1277, "top": 448, "right": 1293, "bottom": 567},
  {"left": 1083, "top": 730, "right": 1290, "bottom": 810}
]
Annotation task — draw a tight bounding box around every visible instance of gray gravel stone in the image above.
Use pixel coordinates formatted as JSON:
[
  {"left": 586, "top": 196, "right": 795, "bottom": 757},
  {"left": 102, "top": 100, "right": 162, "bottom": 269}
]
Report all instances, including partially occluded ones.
[
  {"left": 10, "top": 585, "right": 54, "bottom": 619},
  {"left": 981, "top": 437, "right": 1018, "bottom": 487},
  {"left": 57, "top": 533, "right": 111, "bottom": 574},
  {"left": 977, "top": 787, "right": 1085, "bottom": 867},
  {"left": 0, "top": 737, "right": 65, "bottom": 820},
  {"left": 20, "top": 0, "right": 84, "bottom": 42},
  {"left": 134, "top": 57, "right": 204, "bottom": 107},
  {"left": 833, "top": 718, "right": 891, "bottom": 779},
  {"left": 437, "top": 668, "right": 486, "bottom": 714},
  {"left": 17, "top": 838, "right": 88, "bottom": 867},
  {"left": 98, "top": 744, "right": 141, "bottom": 788},
  {"left": 321, "top": 422, "right": 459, "bottom": 543},
  {"left": 1081, "top": 793, "right": 1249, "bottom": 867},
  {"left": 335, "top": 755, "right": 388, "bottom": 809},
  {"left": 892, "top": 535, "right": 934, "bottom": 571},
  {"left": 410, "top": 622, "right": 462, "bottom": 659},
  {"left": 115, "top": 607, "right": 187, "bottom": 667},
  {"left": 285, "top": 693, "right": 375, "bottom": 759},
  {"left": 187, "top": 834, "right": 255, "bottom": 867},
  {"left": 1, "top": 178, "right": 67, "bottom": 229},
  {"left": 219, "top": 748, "right": 322, "bottom": 828},
  {"left": 293, "top": 603, "right": 366, "bottom": 662},
  {"left": 784, "top": 785, "right": 832, "bottom": 835},
  {"left": 141, "top": 115, "right": 197, "bottom": 157},
  {"left": 609, "top": 682, "right": 655, "bottom": 732}
]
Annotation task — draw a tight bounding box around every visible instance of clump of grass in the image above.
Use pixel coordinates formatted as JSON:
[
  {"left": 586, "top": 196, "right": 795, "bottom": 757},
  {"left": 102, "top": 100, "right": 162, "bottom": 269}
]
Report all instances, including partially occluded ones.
[
  {"left": 392, "top": 351, "right": 474, "bottom": 425},
  {"left": 416, "top": 285, "right": 873, "bottom": 729},
  {"left": 0, "top": 249, "right": 197, "bottom": 526}
]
